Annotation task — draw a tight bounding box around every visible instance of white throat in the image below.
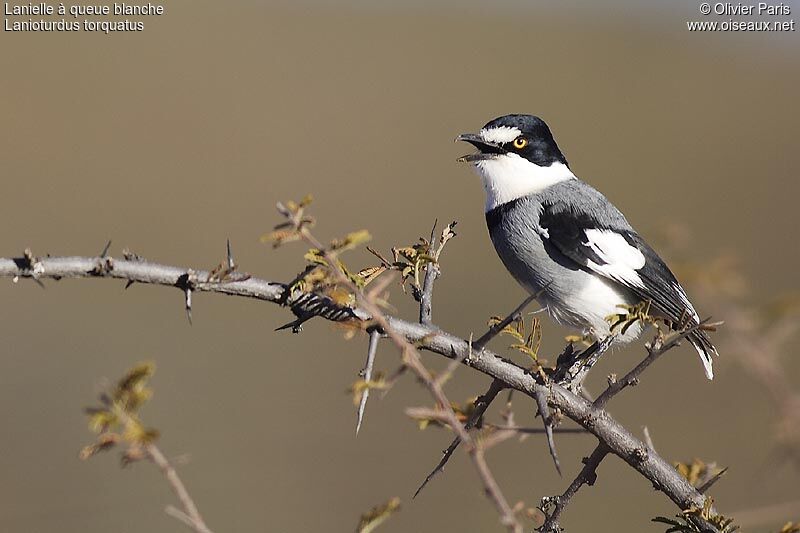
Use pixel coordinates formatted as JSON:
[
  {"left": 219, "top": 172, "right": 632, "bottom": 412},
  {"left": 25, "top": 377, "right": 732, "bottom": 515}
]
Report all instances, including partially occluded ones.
[{"left": 472, "top": 154, "right": 576, "bottom": 211}]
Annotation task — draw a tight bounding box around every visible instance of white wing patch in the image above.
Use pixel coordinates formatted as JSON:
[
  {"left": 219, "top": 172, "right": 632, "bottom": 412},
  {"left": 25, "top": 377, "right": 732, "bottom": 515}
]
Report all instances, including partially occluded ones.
[{"left": 583, "top": 229, "right": 646, "bottom": 288}]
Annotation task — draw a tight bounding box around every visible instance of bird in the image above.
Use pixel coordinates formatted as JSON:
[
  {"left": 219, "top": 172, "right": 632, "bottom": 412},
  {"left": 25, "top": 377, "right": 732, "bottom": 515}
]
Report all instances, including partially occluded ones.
[{"left": 457, "top": 114, "right": 717, "bottom": 379}]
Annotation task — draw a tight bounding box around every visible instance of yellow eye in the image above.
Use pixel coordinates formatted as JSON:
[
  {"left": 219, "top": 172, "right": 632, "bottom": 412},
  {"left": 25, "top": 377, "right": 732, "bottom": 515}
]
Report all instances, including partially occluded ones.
[{"left": 513, "top": 137, "right": 528, "bottom": 149}]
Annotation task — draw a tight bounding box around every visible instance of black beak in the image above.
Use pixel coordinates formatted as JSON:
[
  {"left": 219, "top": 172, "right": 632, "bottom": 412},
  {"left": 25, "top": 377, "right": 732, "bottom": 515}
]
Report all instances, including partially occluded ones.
[{"left": 455, "top": 133, "right": 503, "bottom": 162}]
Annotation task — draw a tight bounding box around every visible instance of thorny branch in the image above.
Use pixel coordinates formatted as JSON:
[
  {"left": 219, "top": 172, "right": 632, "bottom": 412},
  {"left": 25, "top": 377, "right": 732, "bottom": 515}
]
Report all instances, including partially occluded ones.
[
  {"left": 0, "top": 249, "right": 720, "bottom": 531},
  {"left": 293, "top": 223, "right": 522, "bottom": 532},
  {"left": 416, "top": 290, "right": 565, "bottom": 496},
  {"left": 537, "top": 322, "right": 722, "bottom": 533}
]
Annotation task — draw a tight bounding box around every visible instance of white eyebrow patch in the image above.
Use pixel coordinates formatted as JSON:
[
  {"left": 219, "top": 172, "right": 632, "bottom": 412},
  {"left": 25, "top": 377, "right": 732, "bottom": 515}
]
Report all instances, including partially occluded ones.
[{"left": 480, "top": 126, "right": 522, "bottom": 144}]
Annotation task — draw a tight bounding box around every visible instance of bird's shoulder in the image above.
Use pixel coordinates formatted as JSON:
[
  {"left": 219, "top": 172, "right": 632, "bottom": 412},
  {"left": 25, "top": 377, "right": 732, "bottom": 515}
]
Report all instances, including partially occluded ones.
[
  {"left": 537, "top": 179, "right": 633, "bottom": 232},
  {"left": 536, "top": 181, "right": 697, "bottom": 322},
  {"left": 534, "top": 180, "right": 638, "bottom": 267}
]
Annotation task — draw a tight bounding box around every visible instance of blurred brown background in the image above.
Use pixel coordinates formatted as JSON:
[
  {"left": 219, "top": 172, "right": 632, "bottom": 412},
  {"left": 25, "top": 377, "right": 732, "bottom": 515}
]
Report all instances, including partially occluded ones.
[{"left": 1, "top": 1, "right": 798, "bottom": 531}]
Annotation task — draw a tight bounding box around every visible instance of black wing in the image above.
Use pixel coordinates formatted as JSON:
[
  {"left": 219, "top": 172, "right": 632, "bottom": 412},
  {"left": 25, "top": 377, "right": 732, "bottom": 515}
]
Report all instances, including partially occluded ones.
[
  {"left": 538, "top": 203, "right": 697, "bottom": 326},
  {"left": 537, "top": 198, "right": 717, "bottom": 379}
]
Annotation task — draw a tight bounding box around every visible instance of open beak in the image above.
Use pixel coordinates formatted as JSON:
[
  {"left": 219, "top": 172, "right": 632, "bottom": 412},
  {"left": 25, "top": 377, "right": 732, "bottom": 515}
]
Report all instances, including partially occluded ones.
[{"left": 455, "top": 133, "right": 503, "bottom": 162}]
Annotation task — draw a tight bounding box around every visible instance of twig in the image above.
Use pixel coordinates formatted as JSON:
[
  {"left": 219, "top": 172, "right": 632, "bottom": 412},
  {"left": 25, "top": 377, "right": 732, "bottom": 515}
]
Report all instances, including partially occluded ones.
[
  {"left": 473, "top": 294, "right": 538, "bottom": 351},
  {"left": 593, "top": 322, "right": 707, "bottom": 409},
  {"left": 414, "top": 379, "right": 505, "bottom": 498},
  {"left": 356, "top": 329, "right": 381, "bottom": 435},
  {"left": 406, "top": 408, "right": 588, "bottom": 439},
  {"left": 538, "top": 443, "right": 609, "bottom": 533},
  {"left": 471, "top": 444, "right": 521, "bottom": 533},
  {"left": 165, "top": 506, "right": 200, "bottom": 531},
  {"left": 418, "top": 220, "right": 438, "bottom": 326},
  {"left": 146, "top": 444, "right": 213, "bottom": 533},
  {"left": 433, "top": 338, "right": 469, "bottom": 389},
  {"left": 474, "top": 409, "right": 524, "bottom": 533},
  {"left": 88, "top": 366, "right": 212, "bottom": 533},
  {"left": 405, "top": 406, "right": 518, "bottom": 451},
  {"left": 485, "top": 424, "right": 587, "bottom": 435},
  {"left": 475, "top": 419, "right": 518, "bottom": 452}
]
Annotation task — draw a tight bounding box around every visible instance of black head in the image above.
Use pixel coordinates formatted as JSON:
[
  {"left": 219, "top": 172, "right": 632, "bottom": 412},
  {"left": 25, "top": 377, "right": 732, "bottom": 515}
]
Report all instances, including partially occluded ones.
[{"left": 457, "top": 114, "right": 568, "bottom": 167}]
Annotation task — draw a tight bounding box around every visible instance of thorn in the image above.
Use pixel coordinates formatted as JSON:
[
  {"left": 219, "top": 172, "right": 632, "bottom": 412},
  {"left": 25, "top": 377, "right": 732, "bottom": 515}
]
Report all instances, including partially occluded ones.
[
  {"left": 643, "top": 426, "right": 657, "bottom": 452},
  {"left": 473, "top": 293, "right": 538, "bottom": 351},
  {"left": 534, "top": 388, "right": 562, "bottom": 476},
  {"left": 356, "top": 329, "right": 380, "bottom": 435},
  {"left": 122, "top": 248, "right": 144, "bottom": 261},
  {"left": 275, "top": 316, "right": 309, "bottom": 333},
  {"left": 226, "top": 239, "right": 235, "bottom": 269},
  {"left": 100, "top": 240, "right": 112, "bottom": 257},
  {"left": 90, "top": 255, "right": 114, "bottom": 276},
  {"left": 697, "top": 467, "right": 728, "bottom": 494},
  {"left": 176, "top": 271, "right": 197, "bottom": 325},
  {"left": 184, "top": 287, "right": 192, "bottom": 325},
  {"left": 14, "top": 249, "right": 46, "bottom": 288}
]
